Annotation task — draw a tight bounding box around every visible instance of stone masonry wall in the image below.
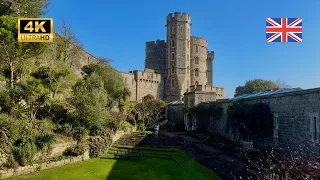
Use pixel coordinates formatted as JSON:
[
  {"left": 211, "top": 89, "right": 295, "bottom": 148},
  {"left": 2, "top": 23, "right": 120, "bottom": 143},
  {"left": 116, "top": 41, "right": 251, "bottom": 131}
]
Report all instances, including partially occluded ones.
[
  {"left": 190, "top": 36, "right": 208, "bottom": 86},
  {"left": 188, "top": 88, "right": 320, "bottom": 153},
  {"left": 134, "top": 69, "right": 161, "bottom": 101}
]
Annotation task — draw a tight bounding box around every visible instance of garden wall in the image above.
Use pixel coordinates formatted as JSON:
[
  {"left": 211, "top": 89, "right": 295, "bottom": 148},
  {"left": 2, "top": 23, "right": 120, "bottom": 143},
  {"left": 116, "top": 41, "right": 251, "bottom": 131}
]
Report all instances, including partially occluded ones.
[
  {"left": 165, "top": 102, "right": 185, "bottom": 131},
  {"left": 189, "top": 88, "right": 320, "bottom": 153},
  {"left": 0, "top": 150, "right": 90, "bottom": 179}
]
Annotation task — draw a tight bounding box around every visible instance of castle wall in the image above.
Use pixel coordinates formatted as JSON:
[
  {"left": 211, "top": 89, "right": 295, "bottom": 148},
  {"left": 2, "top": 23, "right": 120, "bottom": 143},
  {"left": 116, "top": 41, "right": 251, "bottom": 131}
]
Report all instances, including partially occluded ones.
[
  {"left": 184, "top": 88, "right": 320, "bottom": 153},
  {"left": 165, "top": 12, "right": 191, "bottom": 102},
  {"left": 133, "top": 69, "right": 161, "bottom": 102},
  {"left": 190, "top": 36, "right": 208, "bottom": 86},
  {"left": 120, "top": 72, "right": 137, "bottom": 102}
]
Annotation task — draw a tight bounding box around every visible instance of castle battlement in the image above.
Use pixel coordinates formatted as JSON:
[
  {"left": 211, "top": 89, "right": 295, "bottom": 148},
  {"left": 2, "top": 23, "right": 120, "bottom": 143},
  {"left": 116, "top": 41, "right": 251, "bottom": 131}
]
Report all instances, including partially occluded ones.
[
  {"left": 189, "top": 85, "right": 224, "bottom": 94},
  {"left": 167, "top": 12, "right": 190, "bottom": 23},
  {"left": 191, "top": 36, "right": 207, "bottom": 42},
  {"left": 146, "top": 40, "right": 166, "bottom": 48},
  {"left": 131, "top": 70, "right": 161, "bottom": 82}
]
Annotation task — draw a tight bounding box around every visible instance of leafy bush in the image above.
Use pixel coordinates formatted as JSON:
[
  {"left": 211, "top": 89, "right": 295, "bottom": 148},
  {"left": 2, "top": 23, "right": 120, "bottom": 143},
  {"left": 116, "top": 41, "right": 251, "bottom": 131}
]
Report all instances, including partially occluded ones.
[
  {"left": 12, "top": 136, "right": 38, "bottom": 166},
  {"left": 72, "top": 126, "right": 88, "bottom": 142},
  {"left": 35, "top": 133, "right": 55, "bottom": 152},
  {"left": 89, "top": 129, "right": 112, "bottom": 158},
  {"left": 63, "top": 143, "right": 85, "bottom": 157},
  {"left": 55, "top": 123, "right": 74, "bottom": 137},
  {"left": 118, "top": 121, "right": 133, "bottom": 132},
  {"left": 226, "top": 101, "right": 273, "bottom": 140},
  {"left": 0, "top": 114, "right": 22, "bottom": 154}
]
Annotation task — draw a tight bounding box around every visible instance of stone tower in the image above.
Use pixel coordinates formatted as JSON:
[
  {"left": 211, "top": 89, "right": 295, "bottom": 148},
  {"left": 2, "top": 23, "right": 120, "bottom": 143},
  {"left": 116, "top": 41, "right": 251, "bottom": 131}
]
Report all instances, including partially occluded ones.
[
  {"left": 207, "top": 51, "right": 214, "bottom": 86},
  {"left": 190, "top": 36, "right": 208, "bottom": 86},
  {"left": 164, "top": 12, "right": 191, "bottom": 102}
]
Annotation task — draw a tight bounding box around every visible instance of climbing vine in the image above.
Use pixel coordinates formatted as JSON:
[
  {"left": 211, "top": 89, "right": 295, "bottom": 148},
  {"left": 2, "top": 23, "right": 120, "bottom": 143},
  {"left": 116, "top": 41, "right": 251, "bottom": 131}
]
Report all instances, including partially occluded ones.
[
  {"left": 226, "top": 100, "right": 273, "bottom": 140},
  {"left": 185, "top": 103, "right": 223, "bottom": 133}
]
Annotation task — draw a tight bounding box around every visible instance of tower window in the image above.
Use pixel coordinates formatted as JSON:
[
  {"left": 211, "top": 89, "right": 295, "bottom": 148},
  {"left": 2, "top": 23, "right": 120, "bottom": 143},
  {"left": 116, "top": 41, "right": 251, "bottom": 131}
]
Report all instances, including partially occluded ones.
[
  {"left": 171, "top": 40, "right": 175, "bottom": 48},
  {"left": 171, "top": 52, "right": 175, "bottom": 61},
  {"left": 195, "top": 57, "right": 199, "bottom": 64},
  {"left": 195, "top": 81, "right": 199, "bottom": 85},
  {"left": 187, "top": 66, "right": 189, "bottom": 74},
  {"left": 171, "top": 65, "right": 175, "bottom": 74},
  {"left": 171, "top": 79, "right": 175, "bottom": 88},
  {"left": 187, "top": 54, "right": 189, "bottom": 61},
  {"left": 187, "top": 41, "right": 189, "bottom": 49},
  {"left": 206, "top": 71, "right": 208, "bottom": 78},
  {"left": 208, "top": 57, "right": 211, "bottom": 61},
  {"left": 195, "top": 69, "right": 199, "bottom": 77},
  {"left": 196, "top": 46, "right": 198, "bottom": 53}
]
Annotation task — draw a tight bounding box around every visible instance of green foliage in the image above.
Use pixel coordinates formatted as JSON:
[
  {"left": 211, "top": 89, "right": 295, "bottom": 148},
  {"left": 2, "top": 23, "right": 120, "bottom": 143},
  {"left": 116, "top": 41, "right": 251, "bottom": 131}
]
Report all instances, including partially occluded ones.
[
  {"left": 226, "top": 101, "right": 274, "bottom": 140},
  {"left": 0, "top": 0, "right": 50, "bottom": 17},
  {"left": 118, "top": 121, "right": 134, "bottom": 132},
  {"left": 63, "top": 143, "right": 85, "bottom": 157},
  {"left": 185, "top": 103, "right": 223, "bottom": 133},
  {"left": 234, "top": 79, "right": 280, "bottom": 97},
  {"left": 55, "top": 123, "right": 74, "bottom": 137},
  {"left": 0, "top": 114, "right": 22, "bottom": 154},
  {"left": 19, "top": 75, "right": 50, "bottom": 119},
  {"left": 12, "top": 136, "right": 38, "bottom": 166},
  {"left": 0, "top": 16, "right": 47, "bottom": 87},
  {"left": 72, "top": 126, "right": 89, "bottom": 142},
  {"left": 135, "top": 99, "right": 166, "bottom": 130},
  {"left": 35, "top": 133, "right": 55, "bottom": 152},
  {"left": 89, "top": 129, "right": 112, "bottom": 158},
  {"left": 31, "top": 63, "right": 75, "bottom": 98}
]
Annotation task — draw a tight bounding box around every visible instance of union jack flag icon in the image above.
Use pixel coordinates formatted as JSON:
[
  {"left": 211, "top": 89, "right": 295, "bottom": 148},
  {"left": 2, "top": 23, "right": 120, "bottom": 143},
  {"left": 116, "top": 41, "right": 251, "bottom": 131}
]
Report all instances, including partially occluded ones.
[{"left": 266, "top": 18, "right": 302, "bottom": 42}]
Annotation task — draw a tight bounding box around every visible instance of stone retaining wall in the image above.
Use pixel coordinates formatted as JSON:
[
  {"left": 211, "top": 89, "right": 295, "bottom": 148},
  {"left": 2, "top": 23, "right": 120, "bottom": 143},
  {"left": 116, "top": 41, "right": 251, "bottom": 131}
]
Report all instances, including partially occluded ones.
[{"left": 0, "top": 150, "right": 89, "bottom": 179}]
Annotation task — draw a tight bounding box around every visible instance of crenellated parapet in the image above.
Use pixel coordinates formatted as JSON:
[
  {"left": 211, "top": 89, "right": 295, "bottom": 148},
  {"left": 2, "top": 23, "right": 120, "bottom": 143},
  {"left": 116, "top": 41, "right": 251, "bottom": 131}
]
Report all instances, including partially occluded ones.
[
  {"left": 188, "top": 85, "right": 224, "bottom": 99},
  {"left": 167, "top": 12, "right": 191, "bottom": 24},
  {"left": 146, "top": 39, "right": 166, "bottom": 49}
]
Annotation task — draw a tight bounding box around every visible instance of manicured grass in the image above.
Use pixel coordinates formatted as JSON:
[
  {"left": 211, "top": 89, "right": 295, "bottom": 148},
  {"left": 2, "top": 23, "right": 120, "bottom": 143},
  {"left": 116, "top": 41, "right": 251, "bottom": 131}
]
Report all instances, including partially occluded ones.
[{"left": 6, "top": 147, "right": 219, "bottom": 180}]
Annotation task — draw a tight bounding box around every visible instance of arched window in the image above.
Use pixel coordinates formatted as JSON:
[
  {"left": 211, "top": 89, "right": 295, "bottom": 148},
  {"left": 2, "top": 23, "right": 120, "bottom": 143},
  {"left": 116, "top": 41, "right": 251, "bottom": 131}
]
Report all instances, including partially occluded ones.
[
  {"left": 195, "top": 57, "right": 199, "bottom": 64},
  {"left": 208, "top": 57, "right": 211, "bottom": 61},
  {"left": 196, "top": 46, "right": 198, "bottom": 52},
  {"left": 195, "top": 81, "right": 199, "bottom": 85},
  {"left": 195, "top": 69, "right": 199, "bottom": 77},
  {"left": 171, "top": 65, "right": 175, "bottom": 74},
  {"left": 187, "top": 66, "right": 189, "bottom": 74},
  {"left": 171, "top": 40, "right": 175, "bottom": 48},
  {"left": 171, "top": 79, "right": 175, "bottom": 88},
  {"left": 171, "top": 52, "right": 175, "bottom": 61}
]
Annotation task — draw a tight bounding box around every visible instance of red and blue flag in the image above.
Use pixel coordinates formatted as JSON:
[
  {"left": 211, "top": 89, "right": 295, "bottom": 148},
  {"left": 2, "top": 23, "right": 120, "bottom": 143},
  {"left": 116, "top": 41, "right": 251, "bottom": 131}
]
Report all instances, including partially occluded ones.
[{"left": 266, "top": 18, "right": 302, "bottom": 42}]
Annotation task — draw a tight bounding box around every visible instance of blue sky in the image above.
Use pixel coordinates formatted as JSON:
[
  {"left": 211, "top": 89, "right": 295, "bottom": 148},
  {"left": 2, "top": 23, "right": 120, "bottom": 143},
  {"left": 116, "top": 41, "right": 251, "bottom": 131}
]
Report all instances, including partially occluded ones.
[{"left": 46, "top": 0, "right": 320, "bottom": 98}]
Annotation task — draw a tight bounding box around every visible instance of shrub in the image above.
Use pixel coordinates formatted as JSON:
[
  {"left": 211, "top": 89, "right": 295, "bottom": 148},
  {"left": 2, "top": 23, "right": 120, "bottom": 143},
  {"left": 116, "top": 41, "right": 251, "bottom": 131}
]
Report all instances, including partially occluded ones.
[
  {"left": 63, "top": 143, "right": 85, "bottom": 157},
  {"left": 55, "top": 123, "right": 73, "bottom": 137},
  {"left": 89, "top": 129, "right": 112, "bottom": 158},
  {"left": 118, "top": 121, "right": 133, "bottom": 132},
  {"left": 35, "top": 133, "right": 55, "bottom": 152},
  {"left": 12, "top": 136, "right": 38, "bottom": 166},
  {"left": 0, "top": 114, "right": 22, "bottom": 154},
  {"left": 3, "top": 154, "right": 15, "bottom": 168},
  {"left": 72, "top": 126, "right": 88, "bottom": 142}
]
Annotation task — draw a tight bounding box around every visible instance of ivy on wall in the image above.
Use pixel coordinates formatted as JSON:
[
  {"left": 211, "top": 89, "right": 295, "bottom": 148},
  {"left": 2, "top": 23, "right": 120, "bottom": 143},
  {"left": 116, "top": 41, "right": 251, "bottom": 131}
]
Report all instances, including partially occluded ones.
[
  {"left": 185, "top": 103, "right": 223, "bottom": 133},
  {"left": 226, "top": 100, "right": 274, "bottom": 140}
]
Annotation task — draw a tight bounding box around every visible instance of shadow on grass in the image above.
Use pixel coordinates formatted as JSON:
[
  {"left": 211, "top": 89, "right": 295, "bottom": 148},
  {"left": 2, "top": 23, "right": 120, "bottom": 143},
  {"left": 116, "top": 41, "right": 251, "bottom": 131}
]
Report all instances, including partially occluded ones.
[{"left": 104, "top": 131, "right": 219, "bottom": 180}]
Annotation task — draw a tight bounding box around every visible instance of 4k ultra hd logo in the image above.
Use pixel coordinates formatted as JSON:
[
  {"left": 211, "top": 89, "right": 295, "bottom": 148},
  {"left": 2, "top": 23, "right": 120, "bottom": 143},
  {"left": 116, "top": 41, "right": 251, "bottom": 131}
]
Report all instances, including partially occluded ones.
[{"left": 18, "top": 18, "right": 53, "bottom": 42}]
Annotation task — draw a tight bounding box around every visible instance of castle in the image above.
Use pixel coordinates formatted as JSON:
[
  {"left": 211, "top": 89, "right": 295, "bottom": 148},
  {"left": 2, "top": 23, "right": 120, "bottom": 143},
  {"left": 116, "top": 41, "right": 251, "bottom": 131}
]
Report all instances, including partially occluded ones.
[{"left": 121, "top": 12, "right": 225, "bottom": 103}]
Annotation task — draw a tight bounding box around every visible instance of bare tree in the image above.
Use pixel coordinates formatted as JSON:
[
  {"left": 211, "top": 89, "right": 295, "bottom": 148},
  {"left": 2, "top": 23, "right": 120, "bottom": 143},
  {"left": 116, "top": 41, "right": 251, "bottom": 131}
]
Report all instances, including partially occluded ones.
[
  {"left": 274, "top": 79, "right": 292, "bottom": 89},
  {"left": 55, "top": 18, "right": 83, "bottom": 68}
]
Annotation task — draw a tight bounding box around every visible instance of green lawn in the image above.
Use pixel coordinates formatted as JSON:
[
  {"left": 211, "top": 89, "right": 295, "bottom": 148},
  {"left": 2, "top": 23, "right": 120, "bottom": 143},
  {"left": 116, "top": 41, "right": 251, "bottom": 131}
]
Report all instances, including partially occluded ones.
[{"left": 6, "top": 146, "right": 219, "bottom": 180}]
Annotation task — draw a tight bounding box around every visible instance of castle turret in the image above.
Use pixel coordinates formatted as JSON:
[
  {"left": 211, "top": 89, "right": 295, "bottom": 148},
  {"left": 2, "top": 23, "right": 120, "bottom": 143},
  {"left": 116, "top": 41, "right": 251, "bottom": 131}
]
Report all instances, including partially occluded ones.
[
  {"left": 165, "top": 12, "right": 191, "bottom": 102},
  {"left": 207, "top": 51, "right": 214, "bottom": 86},
  {"left": 190, "top": 36, "right": 208, "bottom": 86}
]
